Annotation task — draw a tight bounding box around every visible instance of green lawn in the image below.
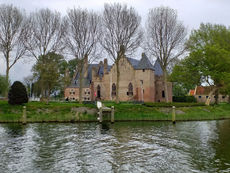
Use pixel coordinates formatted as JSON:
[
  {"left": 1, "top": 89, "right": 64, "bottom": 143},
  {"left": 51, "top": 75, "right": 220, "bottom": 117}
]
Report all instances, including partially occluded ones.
[{"left": 0, "top": 100, "right": 230, "bottom": 123}]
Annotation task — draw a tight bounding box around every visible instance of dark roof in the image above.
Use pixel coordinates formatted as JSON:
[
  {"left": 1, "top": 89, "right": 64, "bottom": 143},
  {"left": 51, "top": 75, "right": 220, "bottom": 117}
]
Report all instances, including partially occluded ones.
[
  {"left": 69, "top": 54, "right": 163, "bottom": 88},
  {"left": 136, "top": 53, "right": 155, "bottom": 70},
  {"left": 153, "top": 58, "right": 163, "bottom": 76},
  {"left": 69, "top": 64, "right": 112, "bottom": 88},
  {"left": 127, "top": 58, "right": 139, "bottom": 69}
]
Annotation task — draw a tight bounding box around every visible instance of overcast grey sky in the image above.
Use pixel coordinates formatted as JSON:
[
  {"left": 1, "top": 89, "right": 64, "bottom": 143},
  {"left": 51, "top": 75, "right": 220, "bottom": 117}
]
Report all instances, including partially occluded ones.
[{"left": 1, "top": 0, "right": 230, "bottom": 83}]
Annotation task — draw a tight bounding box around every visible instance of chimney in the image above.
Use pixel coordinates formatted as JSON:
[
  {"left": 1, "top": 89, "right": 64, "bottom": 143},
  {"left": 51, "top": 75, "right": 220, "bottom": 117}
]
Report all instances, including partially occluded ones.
[
  {"left": 104, "top": 58, "right": 108, "bottom": 74},
  {"left": 142, "top": 52, "right": 146, "bottom": 58}
]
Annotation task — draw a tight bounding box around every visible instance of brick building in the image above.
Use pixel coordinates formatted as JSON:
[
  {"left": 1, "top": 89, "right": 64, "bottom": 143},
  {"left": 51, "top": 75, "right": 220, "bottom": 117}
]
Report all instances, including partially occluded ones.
[
  {"left": 189, "top": 86, "right": 229, "bottom": 103},
  {"left": 65, "top": 53, "right": 172, "bottom": 102}
]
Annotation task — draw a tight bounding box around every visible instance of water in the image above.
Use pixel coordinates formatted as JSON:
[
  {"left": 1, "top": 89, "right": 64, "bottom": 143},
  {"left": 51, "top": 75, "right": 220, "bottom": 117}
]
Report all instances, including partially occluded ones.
[{"left": 0, "top": 120, "right": 230, "bottom": 173}]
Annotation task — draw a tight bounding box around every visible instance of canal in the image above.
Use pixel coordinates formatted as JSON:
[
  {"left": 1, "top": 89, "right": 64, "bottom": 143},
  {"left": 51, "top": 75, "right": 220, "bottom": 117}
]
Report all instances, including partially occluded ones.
[{"left": 0, "top": 120, "right": 230, "bottom": 172}]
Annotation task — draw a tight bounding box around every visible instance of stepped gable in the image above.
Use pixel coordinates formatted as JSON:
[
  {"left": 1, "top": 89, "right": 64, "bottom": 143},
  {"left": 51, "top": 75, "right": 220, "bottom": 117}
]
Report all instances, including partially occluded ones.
[{"left": 69, "top": 63, "right": 112, "bottom": 88}]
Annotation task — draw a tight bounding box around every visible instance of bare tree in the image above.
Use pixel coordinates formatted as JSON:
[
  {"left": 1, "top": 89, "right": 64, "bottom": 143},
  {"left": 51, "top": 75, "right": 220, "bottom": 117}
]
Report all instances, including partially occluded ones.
[
  {"left": 146, "top": 7, "right": 187, "bottom": 102},
  {"left": 23, "top": 8, "right": 66, "bottom": 60},
  {"left": 64, "top": 8, "right": 101, "bottom": 103},
  {"left": 0, "top": 4, "right": 27, "bottom": 83},
  {"left": 101, "top": 3, "right": 143, "bottom": 103}
]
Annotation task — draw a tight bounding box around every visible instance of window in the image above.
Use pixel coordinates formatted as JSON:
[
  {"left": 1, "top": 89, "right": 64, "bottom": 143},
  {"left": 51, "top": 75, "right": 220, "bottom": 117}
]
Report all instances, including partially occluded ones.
[
  {"left": 142, "top": 69, "right": 145, "bottom": 72},
  {"left": 206, "top": 96, "right": 208, "bottom": 98},
  {"left": 97, "top": 85, "right": 101, "bottom": 98},
  {"left": 88, "top": 92, "right": 90, "bottom": 94},
  {"left": 222, "top": 96, "right": 226, "bottom": 99},
  {"left": 140, "top": 80, "right": 143, "bottom": 85},
  {"left": 199, "top": 96, "right": 202, "bottom": 99},
  {"left": 127, "top": 83, "right": 133, "bottom": 96},
  {"left": 112, "top": 83, "right": 116, "bottom": 96},
  {"left": 162, "top": 91, "right": 165, "bottom": 98}
]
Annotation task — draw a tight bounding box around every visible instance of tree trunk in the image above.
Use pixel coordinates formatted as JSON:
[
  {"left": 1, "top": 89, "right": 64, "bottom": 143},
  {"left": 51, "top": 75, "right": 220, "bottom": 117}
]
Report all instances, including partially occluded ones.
[
  {"left": 40, "top": 79, "right": 45, "bottom": 102},
  {"left": 205, "top": 87, "right": 217, "bottom": 106},
  {"left": 214, "top": 89, "right": 219, "bottom": 105},
  {"left": 46, "top": 88, "right": 50, "bottom": 105},
  {"left": 5, "top": 66, "right": 9, "bottom": 98},
  {"left": 79, "top": 67, "right": 83, "bottom": 104},
  {"left": 116, "top": 60, "right": 120, "bottom": 104},
  {"left": 163, "top": 69, "right": 169, "bottom": 103}
]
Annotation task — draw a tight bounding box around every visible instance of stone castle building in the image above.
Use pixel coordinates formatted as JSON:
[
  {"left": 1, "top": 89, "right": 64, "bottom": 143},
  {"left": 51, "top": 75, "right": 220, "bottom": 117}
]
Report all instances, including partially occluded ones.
[{"left": 65, "top": 53, "right": 172, "bottom": 102}]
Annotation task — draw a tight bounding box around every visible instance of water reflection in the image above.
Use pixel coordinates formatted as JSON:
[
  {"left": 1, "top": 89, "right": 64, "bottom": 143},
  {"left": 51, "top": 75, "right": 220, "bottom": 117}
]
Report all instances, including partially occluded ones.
[{"left": 0, "top": 120, "right": 230, "bottom": 173}]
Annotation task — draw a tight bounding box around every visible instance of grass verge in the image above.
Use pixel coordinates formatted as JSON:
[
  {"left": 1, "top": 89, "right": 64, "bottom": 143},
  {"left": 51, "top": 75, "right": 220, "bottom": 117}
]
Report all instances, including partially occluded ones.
[{"left": 0, "top": 101, "right": 230, "bottom": 123}]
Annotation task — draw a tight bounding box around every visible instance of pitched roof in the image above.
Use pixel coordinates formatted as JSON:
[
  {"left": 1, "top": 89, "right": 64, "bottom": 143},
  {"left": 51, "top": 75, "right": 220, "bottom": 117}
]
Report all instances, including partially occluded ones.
[
  {"left": 69, "top": 64, "right": 112, "bottom": 88},
  {"left": 188, "top": 89, "right": 195, "bottom": 96},
  {"left": 195, "top": 86, "right": 214, "bottom": 95},
  {"left": 153, "top": 58, "right": 163, "bottom": 76},
  {"left": 136, "top": 53, "right": 155, "bottom": 70},
  {"left": 69, "top": 53, "right": 163, "bottom": 88},
  {"left": 127, "top": 58, "right": 140, "bottom": 69}
]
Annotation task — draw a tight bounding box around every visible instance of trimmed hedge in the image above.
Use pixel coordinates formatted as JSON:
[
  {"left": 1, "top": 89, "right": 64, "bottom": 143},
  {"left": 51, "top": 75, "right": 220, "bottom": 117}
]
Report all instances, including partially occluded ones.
[
  {"left": 144, "top": 102, "right": 205, "bottom": 107},
  {"left": 173, "top": 96, "right": 197, "bottom": 103}
]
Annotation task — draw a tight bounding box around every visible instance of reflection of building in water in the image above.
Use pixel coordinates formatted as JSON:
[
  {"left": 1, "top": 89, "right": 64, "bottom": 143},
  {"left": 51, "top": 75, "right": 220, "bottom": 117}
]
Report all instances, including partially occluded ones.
[{"left": 65, "top": 53, "right": 172, "bottom": 102}]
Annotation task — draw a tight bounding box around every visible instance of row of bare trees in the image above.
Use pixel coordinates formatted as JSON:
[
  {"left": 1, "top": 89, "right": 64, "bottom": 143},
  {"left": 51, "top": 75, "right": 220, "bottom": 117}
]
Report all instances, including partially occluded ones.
[{"left": 0, "top": 3, "right": 187, "bottom": 103}]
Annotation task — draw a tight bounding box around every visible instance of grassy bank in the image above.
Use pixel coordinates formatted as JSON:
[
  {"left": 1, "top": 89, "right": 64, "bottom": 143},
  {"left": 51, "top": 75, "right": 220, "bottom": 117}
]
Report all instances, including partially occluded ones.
[{"left": 0, "top": 100, "right": 230, "bottom": 123}]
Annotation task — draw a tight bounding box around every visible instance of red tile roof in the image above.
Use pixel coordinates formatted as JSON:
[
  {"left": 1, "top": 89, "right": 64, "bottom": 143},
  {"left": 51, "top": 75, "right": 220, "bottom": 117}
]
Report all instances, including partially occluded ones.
[
  {"left": 195, "top": 86, "right": 214, "bottom": 95},
  {"left": 189, "top": 89, "right": 195, "bottom": 96}
]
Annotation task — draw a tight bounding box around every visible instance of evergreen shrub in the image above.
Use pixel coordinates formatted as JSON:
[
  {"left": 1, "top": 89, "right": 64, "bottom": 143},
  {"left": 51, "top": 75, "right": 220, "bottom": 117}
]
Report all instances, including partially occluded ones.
[{"left": 8, "top": 81, "right": 28, "bottom": 105}]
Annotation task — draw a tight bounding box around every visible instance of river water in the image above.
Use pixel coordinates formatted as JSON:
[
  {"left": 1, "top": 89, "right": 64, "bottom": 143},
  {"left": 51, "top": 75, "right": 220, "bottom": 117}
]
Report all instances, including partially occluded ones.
[{"left": 0, "top": 120, "right": 230, "bottom": 173}]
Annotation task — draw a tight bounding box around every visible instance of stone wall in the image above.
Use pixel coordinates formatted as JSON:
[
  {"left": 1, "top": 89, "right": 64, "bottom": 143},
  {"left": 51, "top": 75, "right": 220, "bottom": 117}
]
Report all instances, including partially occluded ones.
[
  {"left": 65, "top": 87, "right": 92, "bottom": 101},
  {"left": 195, "top": 95, "right": 229, "bottom": 103},
  {"left": 65, "top": 55, "right": 173, "bottom": 102},
  {"left": 155, "top": 76, "right": 172, "bottom": 102}
]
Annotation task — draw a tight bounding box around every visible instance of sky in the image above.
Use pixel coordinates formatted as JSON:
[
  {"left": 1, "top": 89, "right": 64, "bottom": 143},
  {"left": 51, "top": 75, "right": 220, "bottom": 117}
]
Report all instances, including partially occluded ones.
[{"left": 1, "top": 0, "right": 230, "bottom": 83}]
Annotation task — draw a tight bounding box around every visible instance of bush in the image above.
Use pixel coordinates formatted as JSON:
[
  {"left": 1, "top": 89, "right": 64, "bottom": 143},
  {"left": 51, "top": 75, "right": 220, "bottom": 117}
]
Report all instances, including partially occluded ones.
[
  {"left": 173, "top": 96, "right": 197, "bottom": 103},
  {"left": 144, "top": 102, "right": 205, "bottom": 107},
  {"left": 8, "top": 81, "right": 28, "bottom": 105}
]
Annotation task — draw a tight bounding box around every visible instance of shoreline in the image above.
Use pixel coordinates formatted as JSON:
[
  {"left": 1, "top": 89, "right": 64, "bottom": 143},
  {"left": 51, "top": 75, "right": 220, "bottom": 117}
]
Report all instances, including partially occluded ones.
[
  {"left": 1, "top": 117, "right": 230, "bottom": 124},
  {"left": 1, "top": 100, "right": 230, "bottom": 123}
]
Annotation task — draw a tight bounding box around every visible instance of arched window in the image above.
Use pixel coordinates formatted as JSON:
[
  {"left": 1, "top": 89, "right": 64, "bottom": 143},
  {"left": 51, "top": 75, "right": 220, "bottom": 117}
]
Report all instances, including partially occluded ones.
[
  {"left": 112, "top": 83, "right": 116, "bottom": 96},
  {"left": 97, "top": 85, "right": 101, "bottom": 98},
  {"left": 127, "top": 83, "right": 133, "bottom": 96}
]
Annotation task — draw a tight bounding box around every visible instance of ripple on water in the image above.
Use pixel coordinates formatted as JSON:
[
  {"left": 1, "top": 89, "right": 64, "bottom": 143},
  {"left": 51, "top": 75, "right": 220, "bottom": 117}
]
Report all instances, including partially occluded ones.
[{"left": 0, "top": 120, "right": 230, "bottom": 173}]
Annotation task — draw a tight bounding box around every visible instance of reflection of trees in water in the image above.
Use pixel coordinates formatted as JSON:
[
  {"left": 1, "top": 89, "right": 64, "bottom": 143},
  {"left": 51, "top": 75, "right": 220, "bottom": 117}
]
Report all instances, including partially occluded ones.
[
  {"left": 4, "top": 123, "right": 27, "bottom": 137},
  {"left": 176, "top": 121, "right": 219, "bottom": 172},
  {"left": 0, "top": 124, "right": 27, "bottom": 172},
  {"left": 211, "top": 120, "right": 230, "bottom": 172},
  {"left": 109, "top": 122, "right": 167, "bottom": 172},
  {"left": 32, "top": 124, "right": 67, "bottom": 172}
]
